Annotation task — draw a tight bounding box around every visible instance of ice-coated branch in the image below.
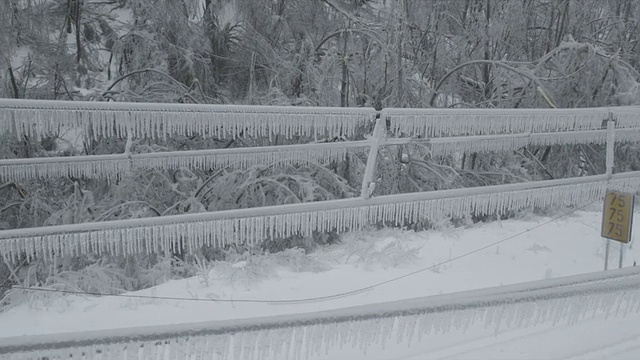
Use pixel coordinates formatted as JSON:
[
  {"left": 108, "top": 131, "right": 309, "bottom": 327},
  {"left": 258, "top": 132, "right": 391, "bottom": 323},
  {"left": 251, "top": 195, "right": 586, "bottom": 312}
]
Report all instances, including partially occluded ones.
[
  {"left": 0, "top": 99, "right": 376, "bottom": 140},
  {"left": 428, "top": 59, "right": 559, "bottom": 108},
  {"left": 1, "top": 171, "right": 639, "bottom": 262}
]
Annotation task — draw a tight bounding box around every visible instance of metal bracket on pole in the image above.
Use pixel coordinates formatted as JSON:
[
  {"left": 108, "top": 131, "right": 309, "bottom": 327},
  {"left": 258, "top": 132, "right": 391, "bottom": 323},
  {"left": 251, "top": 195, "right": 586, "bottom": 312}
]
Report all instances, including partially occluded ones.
[
  {"left": 605, "top": 112, "right": 615, "bottom": 177},
  {"left": 360, "top": 115, "right": 386, "bottom": 199}
]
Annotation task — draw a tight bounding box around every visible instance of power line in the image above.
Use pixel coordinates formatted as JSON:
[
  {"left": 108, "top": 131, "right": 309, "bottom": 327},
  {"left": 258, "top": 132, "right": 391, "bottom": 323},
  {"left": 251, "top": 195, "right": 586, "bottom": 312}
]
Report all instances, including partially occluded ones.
[{"left": 0, "top": 202, "right": 597, "bottom": 305}]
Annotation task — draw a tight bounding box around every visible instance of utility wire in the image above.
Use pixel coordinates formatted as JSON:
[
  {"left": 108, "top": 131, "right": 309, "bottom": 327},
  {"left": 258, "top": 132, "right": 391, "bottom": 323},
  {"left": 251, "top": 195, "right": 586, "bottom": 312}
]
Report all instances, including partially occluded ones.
[{"left": 0, "top": 201, "right": 597, "bottom": 305}]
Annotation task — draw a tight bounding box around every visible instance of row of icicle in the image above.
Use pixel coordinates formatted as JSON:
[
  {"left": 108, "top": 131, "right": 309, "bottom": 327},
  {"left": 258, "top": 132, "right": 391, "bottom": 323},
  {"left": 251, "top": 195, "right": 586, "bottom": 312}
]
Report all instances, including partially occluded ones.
[
  {"left": 0, "top": 99, "right": 377, "bottom": 140},
  {"left": 385, "top": 106, "right": 640, "bottom": 137},
  {"left": 2, "top": 101, "right": 640, "bottom": 182},
  {"left": 2, "top": 175, "right": 639, "bottom": 262},
  {"left": 428, "top": 128, "right": 638, "bottom": 156},
  {"left": 2, "top": 100, "right": 640, "bottom": 261},
  {"left": 2, "top": 100, "right": 639, "bottom": 141},
  {"left": 2, "top": 128, "right": 640, "bottom": 181},
  {"left": 6, "top": 276, "right": 640, "bottom": 360}
]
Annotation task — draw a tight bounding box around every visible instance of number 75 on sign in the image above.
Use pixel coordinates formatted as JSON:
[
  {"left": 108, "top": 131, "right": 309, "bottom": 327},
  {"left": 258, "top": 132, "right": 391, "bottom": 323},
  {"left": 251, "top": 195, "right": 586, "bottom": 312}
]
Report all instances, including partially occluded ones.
[{"left": 601, "top": 190, "right": 635, "bottom": 243}]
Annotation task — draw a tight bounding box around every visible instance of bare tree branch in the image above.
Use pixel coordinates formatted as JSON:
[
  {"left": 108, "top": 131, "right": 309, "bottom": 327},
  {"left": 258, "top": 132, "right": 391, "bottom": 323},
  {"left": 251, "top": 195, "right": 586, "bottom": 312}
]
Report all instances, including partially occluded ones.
[
  {"left": 430, "top": 59, "right": 556, "bottom": 108},
  {"left": 102, "top": 68, "right": 190, "bottom": 98}
]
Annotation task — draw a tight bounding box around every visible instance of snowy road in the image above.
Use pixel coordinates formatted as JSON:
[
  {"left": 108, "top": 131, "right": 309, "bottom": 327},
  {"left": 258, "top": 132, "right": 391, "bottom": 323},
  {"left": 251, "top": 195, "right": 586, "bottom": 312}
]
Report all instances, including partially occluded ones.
[
  {"left": 3, "top": 210, "right": 640, "bottom": 359},
  {"left": 3, "top": 266, "right": 640, "bottom": 359},
  {"left": 308, "top": 292, "right": 640, "bottom": 360},
  {"left": 392, "top": 314, "right": 640, "bottom": 360}
]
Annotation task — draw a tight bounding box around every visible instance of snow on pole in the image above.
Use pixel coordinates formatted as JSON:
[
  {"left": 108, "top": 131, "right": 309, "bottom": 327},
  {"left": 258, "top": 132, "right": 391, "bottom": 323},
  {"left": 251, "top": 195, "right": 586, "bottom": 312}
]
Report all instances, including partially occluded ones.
[
  {"left": 0, "top": 99, "right": 376, "bottom": 140},
  {"left": 360, "top": 116, "right": 385, "bottom": 198},
  {"left": 606, "top": 113, "right": 616, "bottom": 176}
]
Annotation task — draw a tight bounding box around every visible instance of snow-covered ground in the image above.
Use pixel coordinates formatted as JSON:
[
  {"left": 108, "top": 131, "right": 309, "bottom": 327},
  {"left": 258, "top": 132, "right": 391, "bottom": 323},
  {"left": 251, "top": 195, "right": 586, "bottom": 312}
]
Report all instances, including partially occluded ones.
[{"left": 2, "top": 208, "right": 640, "bottom": 359}]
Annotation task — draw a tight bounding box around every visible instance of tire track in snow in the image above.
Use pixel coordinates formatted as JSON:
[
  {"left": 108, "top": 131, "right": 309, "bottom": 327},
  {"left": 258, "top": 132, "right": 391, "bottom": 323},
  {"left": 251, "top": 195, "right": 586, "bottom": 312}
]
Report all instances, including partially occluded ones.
[
  {"left": 425, "top": 325, "right": 568, "bottom": 360},
  {"left": 562, "top": 335, "right": 640, "bottom": 360},
  {"left": 396, "top": 321, "right": 640, "bottom": 360},
  {"left": 386, "top": 323, "right": 571, "bottom": 360}
]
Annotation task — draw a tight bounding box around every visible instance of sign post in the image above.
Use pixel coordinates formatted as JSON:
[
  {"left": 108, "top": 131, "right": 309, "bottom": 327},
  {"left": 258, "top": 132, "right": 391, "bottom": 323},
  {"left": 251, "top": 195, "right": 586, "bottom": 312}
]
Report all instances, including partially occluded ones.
[{"left": 601, "top": 190, "right": 634, "bottom": 270}]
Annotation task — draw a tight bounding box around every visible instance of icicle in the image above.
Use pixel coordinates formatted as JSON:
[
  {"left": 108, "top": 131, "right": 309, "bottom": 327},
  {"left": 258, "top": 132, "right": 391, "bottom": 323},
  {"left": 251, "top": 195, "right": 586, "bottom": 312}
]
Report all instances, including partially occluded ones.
[
  {"left": 0, "top": 174, "right": 635, "bottom": 261},
  {"left": 385, "top": 107, "right": 618, "bottom": 138},
  {"left": 609, "top": 172, "right": 640, "bottom": 193},
  {"left": 0, "top": 99, "right": 376, "bottom": 141},
  {"left": 610, "top": 106, "right": 640, "bottom": 129},
  {"left": 429, "top": 130, "right": 608, "bottom": 156},
  {"left": 0, "top": 155, "right": 130, "bottom": 182}
]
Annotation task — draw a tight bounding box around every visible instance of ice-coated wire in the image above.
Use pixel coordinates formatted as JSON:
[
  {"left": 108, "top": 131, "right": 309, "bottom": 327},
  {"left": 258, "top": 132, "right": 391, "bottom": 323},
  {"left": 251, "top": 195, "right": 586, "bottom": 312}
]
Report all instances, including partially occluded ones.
[
  {"left": 2, "top": 172, "right": 639, "bottom": 262},
  {"left": 384, "top": 106, "right": 640, "bottom": 138},
  {"left": 0, "top": 99, "right": 376, "bottom": 140}
]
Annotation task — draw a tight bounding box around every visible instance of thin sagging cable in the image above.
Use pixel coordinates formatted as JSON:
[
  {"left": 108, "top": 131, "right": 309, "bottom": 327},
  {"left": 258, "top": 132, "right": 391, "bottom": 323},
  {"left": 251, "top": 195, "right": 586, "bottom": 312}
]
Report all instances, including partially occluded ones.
[{"left": 0, "top": 201, "right": 598, "bottom": 305}]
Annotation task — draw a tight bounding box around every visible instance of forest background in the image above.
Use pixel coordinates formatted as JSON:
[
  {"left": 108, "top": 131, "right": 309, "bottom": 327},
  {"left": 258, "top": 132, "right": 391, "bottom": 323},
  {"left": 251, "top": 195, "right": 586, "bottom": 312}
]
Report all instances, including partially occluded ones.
[{"left": 1, "top": 0, "right": 640, "bottom": 305}]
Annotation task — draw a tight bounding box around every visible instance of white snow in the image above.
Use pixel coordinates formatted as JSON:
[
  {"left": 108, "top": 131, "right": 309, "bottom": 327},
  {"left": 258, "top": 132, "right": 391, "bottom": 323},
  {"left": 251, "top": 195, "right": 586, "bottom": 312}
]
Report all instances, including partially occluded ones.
[{"left": 1, "top": 209, "right": 640, "bottom": 358}]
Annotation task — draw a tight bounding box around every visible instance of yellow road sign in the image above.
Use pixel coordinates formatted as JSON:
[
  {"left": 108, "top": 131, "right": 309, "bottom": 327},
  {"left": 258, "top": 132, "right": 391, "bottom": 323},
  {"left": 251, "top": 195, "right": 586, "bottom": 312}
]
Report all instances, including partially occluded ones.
[{"left": 601, "top": 190, "right": 634, "bottom": 243}]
